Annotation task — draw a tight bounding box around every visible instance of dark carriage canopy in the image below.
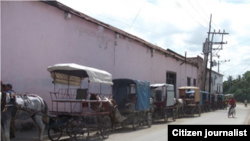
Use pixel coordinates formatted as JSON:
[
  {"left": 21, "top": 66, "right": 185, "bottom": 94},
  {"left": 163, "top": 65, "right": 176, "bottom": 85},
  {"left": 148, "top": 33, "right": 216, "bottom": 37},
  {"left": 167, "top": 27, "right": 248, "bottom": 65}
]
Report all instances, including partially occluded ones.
[
  {"left": 199, "top": 91, "right": 209, "bottom": 105},
  {"left": 112, "top": 78, "right": 150, "bottom": 111},
  {"left": 47, "top": 63, "right": 113, "bottom": 86}
]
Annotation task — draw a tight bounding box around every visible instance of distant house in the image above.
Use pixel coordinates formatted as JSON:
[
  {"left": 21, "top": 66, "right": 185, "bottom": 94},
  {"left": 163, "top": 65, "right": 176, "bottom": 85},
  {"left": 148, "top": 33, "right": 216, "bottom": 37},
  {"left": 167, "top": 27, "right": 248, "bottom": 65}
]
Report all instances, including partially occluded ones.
[
  {"left": 205, "top": 69, "right": 224, "bottom": 94},
  {"left": 1, "top": 0, "right": 200, "bottom": 107}
]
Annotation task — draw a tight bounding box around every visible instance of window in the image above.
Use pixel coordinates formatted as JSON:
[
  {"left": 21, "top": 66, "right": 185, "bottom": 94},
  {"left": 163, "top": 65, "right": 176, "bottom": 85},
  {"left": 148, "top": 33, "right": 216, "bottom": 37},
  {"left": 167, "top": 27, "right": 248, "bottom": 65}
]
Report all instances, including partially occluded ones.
[
  {"left": 166, "top": 72, "right": 176, "bottom": 97},
  {"left": 193, "top": 79, "right": 196, "bottom": 86},
  {"left": 166, "top": 73, "right": 175, "bottom": 84},
  {"left": 187, "top": 77, "right": 191, "bottom": 86}
]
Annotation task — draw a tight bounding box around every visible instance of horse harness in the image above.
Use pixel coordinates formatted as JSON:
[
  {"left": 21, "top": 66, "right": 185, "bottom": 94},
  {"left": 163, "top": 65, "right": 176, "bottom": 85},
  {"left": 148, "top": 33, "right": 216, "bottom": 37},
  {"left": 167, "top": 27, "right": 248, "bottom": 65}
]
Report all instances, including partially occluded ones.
[
  {"left": 18, "top": 94, "right": 46, "bottom": 116},
  {"left": 1, "top": 92, "right": 7, "bottom": 112},
  {"left": 2, "top": 93, "right": 47, "bottom": 120}
]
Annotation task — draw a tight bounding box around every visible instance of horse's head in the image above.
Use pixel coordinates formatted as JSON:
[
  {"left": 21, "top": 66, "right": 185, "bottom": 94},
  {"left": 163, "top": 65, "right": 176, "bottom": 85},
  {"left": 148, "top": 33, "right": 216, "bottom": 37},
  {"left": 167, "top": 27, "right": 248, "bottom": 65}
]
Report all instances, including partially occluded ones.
[
  {"left": 90, "top": 93, "right": 98, "bottom": 100},
  {"left": 90, "top": 93, "right": 103, "bottom": 111}
]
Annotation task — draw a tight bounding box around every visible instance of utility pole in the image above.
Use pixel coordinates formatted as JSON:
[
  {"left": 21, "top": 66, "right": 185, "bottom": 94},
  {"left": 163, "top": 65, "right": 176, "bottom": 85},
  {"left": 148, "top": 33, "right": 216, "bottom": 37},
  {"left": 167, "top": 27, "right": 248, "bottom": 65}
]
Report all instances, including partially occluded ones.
[
  {"left": 208, "top": 29, "right": 229, "bottom": 93},
  {"left": 201, "top": 14, "right": 212, "bottom": 91},
  {"left": 218, "top": 60, "right": 230, "bottom": 73}
]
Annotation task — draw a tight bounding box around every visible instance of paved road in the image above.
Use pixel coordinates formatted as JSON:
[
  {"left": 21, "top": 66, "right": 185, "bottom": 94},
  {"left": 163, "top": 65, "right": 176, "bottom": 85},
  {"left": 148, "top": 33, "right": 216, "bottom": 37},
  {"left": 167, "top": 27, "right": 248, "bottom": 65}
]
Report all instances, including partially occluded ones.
[{"left": 10, "top": 103, "right": 250, "bottom": 141}]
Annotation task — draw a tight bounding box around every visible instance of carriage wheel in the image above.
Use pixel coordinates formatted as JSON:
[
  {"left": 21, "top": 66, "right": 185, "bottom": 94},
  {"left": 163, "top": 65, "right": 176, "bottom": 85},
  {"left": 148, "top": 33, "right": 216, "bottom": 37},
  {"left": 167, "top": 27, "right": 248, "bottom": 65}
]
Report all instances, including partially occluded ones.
[
  {"left": 121, "top": 120, "right": 127, "bottom": 129},
  {"left": 132, "top": 117, "right": 140, "bottom": 130},
  {"left": 147, "top": 113, "right": 152, "bottom": 128},
  {"left": 179, "top": 107, "right": 184, "bottom": 117},
  {"left": 66, "top": 118, "right": 80, "bottom": 138},
  {"left": 190, "top": 107, "right": 194, "bottom": 117},
  {"left": 172, "top": 109, "right": 176, "bottom": 121},
  {"left": 99, "top": 115, "right": 111, "bottom": 139},
  {"left": 183, "top": 106, "right": 188, "bottom": 116},
  {"left": 73, "top": 122, "right": 89, "bottom": 141},
  {"left": 48, "top": 126, "right": 63, "bottom": 141},
  {"left": 163, "top": 111, "right": 168, "bottom": 123}
]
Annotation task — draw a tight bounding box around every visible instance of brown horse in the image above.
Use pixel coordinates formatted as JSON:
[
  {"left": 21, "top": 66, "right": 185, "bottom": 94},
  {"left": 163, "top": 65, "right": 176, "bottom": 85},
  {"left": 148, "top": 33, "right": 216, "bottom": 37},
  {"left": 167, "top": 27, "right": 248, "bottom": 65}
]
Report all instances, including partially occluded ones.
[{"left": 89, "top": 94, "right": 126, "bottom": 131}]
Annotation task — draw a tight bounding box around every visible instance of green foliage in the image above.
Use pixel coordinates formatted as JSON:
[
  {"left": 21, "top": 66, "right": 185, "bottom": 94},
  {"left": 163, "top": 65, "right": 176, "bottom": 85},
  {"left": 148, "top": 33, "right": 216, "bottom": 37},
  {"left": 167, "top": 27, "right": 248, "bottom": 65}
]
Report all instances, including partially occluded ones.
[{"left": 223, "top": 71, "right": 250, "bottom": 102}]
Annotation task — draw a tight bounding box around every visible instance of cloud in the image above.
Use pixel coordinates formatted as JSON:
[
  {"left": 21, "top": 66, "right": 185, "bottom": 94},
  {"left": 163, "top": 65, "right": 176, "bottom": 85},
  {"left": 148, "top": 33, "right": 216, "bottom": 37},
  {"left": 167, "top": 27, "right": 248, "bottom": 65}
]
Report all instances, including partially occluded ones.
[{"left": 58, "top": 0, "right": 250, "bottom": 81}]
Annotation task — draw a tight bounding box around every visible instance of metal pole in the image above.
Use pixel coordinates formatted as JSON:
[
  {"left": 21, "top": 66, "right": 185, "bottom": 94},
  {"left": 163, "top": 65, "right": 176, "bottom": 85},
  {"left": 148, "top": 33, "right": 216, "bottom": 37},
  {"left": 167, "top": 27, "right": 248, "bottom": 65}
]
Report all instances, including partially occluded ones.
[
  {"left": 209, "top": 30, "right": 215, "bottom": 93},
  {"left": 218, "top": 61, "right": 220, "bottom": 73},
  {"left": 202, "top": 14, "right": 212, "bottom": 91}
]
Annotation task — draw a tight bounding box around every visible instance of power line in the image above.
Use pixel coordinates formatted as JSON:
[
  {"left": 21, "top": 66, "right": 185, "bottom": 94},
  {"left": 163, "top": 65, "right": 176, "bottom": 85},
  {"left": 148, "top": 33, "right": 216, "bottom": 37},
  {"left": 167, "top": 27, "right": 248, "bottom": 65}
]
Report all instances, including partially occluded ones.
[
  {"left": 240, "top": 63, "right": 250, "bottom": 74},
  {"left": 223, "top": 58, "right": 250, "bottom": 72},
  {"left": 224, "top": 39, "right": 250, "bottom": 49},
  {"left": 128, "top": 0, "right": 146, "bottom": 32},
  {"left": 187, "top": 0, "right": 209, "bottom": 25},
  {"left": 82, "top": 8, "right": 203, "bottom": 45},
  {"left": 175, "top": 1, "right": 208, "bottom": 30},
  {"left": 194, "top": 0, "right": 220, "bottom": 30}
]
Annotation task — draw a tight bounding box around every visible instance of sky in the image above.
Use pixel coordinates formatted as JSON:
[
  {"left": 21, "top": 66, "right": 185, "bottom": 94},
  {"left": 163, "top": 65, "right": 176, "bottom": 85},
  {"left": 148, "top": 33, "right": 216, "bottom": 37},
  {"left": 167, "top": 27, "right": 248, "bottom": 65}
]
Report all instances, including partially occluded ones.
[{"left": 58, "top": 0, "right": 250, "bottom": 82}]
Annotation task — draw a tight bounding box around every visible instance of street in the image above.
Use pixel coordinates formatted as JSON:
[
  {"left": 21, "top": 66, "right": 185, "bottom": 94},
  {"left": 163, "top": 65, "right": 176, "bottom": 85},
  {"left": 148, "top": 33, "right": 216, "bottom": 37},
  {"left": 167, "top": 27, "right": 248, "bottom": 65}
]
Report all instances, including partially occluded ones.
[{"left": 11, "top": 103, "right": 250, "bottom": 141}]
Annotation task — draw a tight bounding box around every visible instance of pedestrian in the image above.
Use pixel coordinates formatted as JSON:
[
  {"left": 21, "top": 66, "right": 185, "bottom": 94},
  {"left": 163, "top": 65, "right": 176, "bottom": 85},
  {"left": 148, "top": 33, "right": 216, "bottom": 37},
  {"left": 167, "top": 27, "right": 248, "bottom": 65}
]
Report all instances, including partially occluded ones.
[{"left": 3, "top": 83, "right": 16, "bottom": 138}]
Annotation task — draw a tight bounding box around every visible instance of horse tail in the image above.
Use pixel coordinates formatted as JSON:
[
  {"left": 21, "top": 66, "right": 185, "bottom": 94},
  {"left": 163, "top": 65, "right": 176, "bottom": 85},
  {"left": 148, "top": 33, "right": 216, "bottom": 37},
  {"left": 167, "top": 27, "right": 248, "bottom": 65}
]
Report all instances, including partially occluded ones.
[{"left": 42, "top": 99, "right": 50, "bottom": 125}]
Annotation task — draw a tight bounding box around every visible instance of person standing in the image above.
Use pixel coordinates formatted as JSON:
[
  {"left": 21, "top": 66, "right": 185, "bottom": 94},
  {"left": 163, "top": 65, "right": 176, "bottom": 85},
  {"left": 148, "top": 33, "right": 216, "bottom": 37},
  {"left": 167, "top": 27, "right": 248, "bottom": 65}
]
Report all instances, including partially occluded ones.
[
  {"left": 3, "top": 83, "right": 16, "bottom": 138},
  {"left": 244, "top": 99, "right": 248, "bottom": 107}
]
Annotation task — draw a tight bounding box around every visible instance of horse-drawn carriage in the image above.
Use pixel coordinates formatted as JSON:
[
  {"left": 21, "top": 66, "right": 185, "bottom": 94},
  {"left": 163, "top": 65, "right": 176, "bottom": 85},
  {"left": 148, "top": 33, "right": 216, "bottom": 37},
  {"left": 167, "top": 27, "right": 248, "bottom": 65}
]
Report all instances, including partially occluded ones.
[
  {"left": 199, "top": 91, "right": 209, "bottom": 113},
  {"left": 47, "top": 63, "right": 114, "bottom": 140},
  {"left": 111, "top": 79, "right": 152, "bottom": 130},
  {"left": 216, "top": 94, "right": 225, "bottom": 109},
  {"left": 150, "top": 83, "right": 176, "bottom": 122},
  {"left": 178, "top": 86, "right": 201, "bottom": 117},
  {"left": 209, "top": 93, "right": 217, "bottom": 111}
]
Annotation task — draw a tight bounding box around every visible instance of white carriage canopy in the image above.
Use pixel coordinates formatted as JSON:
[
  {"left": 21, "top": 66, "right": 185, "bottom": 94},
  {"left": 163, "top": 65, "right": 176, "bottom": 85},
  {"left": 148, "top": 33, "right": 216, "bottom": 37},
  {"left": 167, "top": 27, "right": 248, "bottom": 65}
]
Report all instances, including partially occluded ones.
[
  {"left": 47, "top": 63, "right": 113, "bottom": 86},
  {"left": 150, "top": 83, "right": 173, "bottom": 88},
  {"left": 150, "top": 83, "right": 175, "bottom": 106}
]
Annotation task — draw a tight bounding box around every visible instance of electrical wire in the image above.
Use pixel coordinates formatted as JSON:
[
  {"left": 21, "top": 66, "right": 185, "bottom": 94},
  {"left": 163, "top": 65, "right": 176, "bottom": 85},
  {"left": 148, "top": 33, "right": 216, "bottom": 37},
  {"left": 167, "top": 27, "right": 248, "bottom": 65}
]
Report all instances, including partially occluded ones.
[
  {"left": 194, "top": 0, "right": 220, "bottom": 30},
  {"left": 223, "top": 58, "right": 250, "bottom": 72},
  {"left": 187, "top": 0, "right": 209, "bottom": 25},
  {"left": 81, "top": 7, "right": 203, "bottom": 45},
  {"left": 175, "top": 1, "right": 208, "bottom": 30},
  {"left": 128, "top": 0, "right": 146, "bottom": 32},
  {"left": 223, "top": 39, "right": 250, "bottom": 49}
]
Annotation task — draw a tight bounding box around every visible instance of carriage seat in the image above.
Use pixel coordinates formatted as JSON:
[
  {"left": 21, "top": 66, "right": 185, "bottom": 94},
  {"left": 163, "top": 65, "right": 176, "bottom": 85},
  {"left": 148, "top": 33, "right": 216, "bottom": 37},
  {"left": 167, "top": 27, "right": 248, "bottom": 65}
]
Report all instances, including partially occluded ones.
[
  {"left": 76, "top": 88, "right": 88, "bottom": 107},
  {"left": 118, "top": 94, "right": 136, "bottom": 114},
  {"left": 155, "top": 90, "right": 162, "bottom": 102},
  {"left": 76, "top": 88, "right": 88, "bottom": 99},
  {"left": 127, "top": 93, "right": 136, "bottom": 102}
]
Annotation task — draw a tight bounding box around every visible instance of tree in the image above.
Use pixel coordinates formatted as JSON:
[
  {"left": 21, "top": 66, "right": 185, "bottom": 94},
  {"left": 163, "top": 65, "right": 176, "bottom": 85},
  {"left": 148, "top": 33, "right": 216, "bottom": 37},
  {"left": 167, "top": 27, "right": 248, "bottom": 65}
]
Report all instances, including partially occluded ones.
[{"left": 223, "top": 71, "right": 250, "bottom": 102}]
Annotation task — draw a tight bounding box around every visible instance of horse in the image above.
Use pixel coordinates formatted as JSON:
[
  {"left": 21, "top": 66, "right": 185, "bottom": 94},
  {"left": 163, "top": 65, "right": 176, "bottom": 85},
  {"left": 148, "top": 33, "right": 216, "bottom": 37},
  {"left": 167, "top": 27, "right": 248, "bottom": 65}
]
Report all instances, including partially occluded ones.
[
  {"left": 174, "top": 98, "right": 184, "bottom": 118},
  {"left": 89, "top": 93, "right": 103, "bottom": 111},
  {"left": 1, "top": 92, "right": 49, "bottom": 141},
  {"left": 89, "top": 94, "right": 126, "bottom": 131}
]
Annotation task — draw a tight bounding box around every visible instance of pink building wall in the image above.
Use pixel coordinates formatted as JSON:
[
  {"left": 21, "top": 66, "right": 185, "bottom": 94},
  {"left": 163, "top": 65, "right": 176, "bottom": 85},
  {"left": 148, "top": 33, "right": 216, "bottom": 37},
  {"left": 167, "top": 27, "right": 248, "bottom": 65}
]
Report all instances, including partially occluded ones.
[{"left": 1, "top": 1, "right": 198, "bottom": 108}]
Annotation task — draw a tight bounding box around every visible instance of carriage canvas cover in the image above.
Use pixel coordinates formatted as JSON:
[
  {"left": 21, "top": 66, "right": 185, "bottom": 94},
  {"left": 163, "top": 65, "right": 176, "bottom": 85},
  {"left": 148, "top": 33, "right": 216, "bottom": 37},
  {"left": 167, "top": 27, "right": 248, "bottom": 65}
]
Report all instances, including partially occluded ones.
[
  {"left": 47, "top": 63, "right": 113, "bottom": 86},
  {"left": 112, "top": 79, "right": 150, "bottom": 111},
  {"left": 199, "top": 91, "right": 209, "bottom": 105}
]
